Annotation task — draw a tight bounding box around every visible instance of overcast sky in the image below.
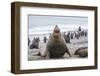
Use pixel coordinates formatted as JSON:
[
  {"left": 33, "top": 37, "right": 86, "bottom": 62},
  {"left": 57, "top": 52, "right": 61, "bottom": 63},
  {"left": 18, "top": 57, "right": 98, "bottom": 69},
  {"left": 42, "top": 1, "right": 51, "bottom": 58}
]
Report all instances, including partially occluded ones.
[{"left": 28, "top": 15, "right": 88, "bottom": 35}]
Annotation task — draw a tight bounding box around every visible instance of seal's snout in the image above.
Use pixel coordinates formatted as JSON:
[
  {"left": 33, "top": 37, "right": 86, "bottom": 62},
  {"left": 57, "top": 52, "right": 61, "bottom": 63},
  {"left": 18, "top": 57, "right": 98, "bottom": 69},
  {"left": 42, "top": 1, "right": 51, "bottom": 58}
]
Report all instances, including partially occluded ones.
[
  {"left": 53, "top": 25, "right": 60, "bottom": 33},
  {"left": 53, "top": 25, "right": 61, "bottom": 39}
]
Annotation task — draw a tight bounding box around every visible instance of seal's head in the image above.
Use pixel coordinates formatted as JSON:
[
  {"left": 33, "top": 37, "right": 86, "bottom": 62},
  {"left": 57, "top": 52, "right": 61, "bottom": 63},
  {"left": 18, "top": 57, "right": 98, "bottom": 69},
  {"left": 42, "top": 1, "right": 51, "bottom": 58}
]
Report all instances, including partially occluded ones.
[{"left": 53, "top": 25, "right": 61, "bottom": 40}]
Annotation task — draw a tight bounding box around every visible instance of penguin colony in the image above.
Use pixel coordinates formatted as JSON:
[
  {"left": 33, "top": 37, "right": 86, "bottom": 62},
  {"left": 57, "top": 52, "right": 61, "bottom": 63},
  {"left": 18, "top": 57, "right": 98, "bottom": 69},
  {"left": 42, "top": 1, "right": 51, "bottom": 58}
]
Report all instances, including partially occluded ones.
[{"left": 29, "top": 25, "right": 88, "bottom": 59}]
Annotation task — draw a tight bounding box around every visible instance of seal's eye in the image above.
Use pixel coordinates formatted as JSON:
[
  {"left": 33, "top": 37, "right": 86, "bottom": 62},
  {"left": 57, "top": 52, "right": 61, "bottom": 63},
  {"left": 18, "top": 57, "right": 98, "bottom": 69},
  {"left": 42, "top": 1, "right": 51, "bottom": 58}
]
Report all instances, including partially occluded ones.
[{"left": 54, "top": 30, "right": 60, "bottom": 33}]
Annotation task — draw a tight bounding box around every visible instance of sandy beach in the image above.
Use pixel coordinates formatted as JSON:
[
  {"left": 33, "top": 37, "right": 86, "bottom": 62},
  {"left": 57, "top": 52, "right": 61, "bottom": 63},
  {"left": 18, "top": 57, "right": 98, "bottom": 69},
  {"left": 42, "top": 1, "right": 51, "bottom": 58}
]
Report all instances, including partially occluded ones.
[{"left": 28, "top": 36, "right": 88, "bottom": 61}]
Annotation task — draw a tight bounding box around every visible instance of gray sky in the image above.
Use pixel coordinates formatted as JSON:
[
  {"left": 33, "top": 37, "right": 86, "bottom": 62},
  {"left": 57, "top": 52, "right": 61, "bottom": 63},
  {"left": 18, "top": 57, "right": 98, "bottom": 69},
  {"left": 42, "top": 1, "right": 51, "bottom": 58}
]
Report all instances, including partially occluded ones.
[{"left": 28, "top": 15, "right": 88, "bottom": 35}]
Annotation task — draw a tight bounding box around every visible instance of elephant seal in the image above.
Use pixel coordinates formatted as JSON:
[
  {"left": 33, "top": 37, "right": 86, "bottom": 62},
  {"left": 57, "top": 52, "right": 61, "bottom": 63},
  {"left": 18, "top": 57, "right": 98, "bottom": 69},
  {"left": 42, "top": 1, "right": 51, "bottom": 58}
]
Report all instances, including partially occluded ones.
[
  {"left": 74, "top": 47, "right": 88, "bottom": 57},
  {"left": 43, "top": 25, "right": 71, "bottom": 58},
  {"left": 30, "top": 37, "right": 39, "bottom": 49}
]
